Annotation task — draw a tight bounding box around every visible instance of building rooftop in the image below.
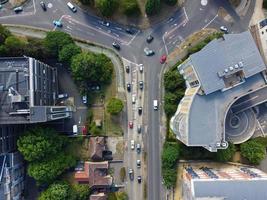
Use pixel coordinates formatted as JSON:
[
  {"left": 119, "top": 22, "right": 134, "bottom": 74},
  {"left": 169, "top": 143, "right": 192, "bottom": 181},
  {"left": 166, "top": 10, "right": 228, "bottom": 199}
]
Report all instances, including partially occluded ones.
[{"left": 89, "top": 137, "right": 106, "bottom": 161}]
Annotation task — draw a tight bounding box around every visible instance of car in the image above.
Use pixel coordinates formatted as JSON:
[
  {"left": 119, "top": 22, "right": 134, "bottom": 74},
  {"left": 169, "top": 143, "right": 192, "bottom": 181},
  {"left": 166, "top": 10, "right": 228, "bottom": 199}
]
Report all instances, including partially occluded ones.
[
  {"left": 136, "top": 143, "right": 141, "bottom": 153},
  {"left": 153, "top": 100, "right": 158, "bottom": 110},
  {"left": 127, "top": 83, "right": 131, "bottom": 92},
  {"left": 139, "top": 81, "right": 143, "bottom": 90},
  {"left": 160, "top": 55, "right": 167, "bottom": 64},
  {"left": 146, "top": 35, "right": 154, "bottom": 43},
  {"left": 132, "top": 95, "right": 136, "bottom": 104},
  {"left": 82, "top": 126, "right": 87, "bottom": 135},
  {"left": 138, "top": 106, "right": 142, "bottom": 115},
  {"left": 137, "top": 175, "right": 142, "bottom": 183},
  {"left": 137, "top": 125, "right": 142, "bottom": 134},
  {"left": 125, "top": 65, "right": 130, "bottom": 73},
  {"left": 112, "top": 42, "right": 120, "bottom": 50},
  {"left": 40, "top": 1, "right": 47, "bottom": 11},
  {"left": 82, "top": 95, "right": 87, "bottom": 104},
  {"left": 144, "top": 47, "right": 154, "bottom": 56},
  {"left": 136, "top": 159, "right": 141, "bottom": 168},
  {"left": 58, "top": 93, "right": 68, "bottom": 99},
  {"left": 139, "top": 64, "right": 143, "bottom": 73},
  {"left": 101, "top": 21, "right": 110, "bottom": 27},
  {"left": 130, "top": 140, "right": 135, "bottom": 150},
  {"left": 220, "top": 26, "right": 228, "bottom": 33},
  {"left": 67, "top": 2, "right": 77, "bottom": 12},
  {"left": 125, "top": 28, "right": 134, "bottom": 34},
  {"left": 53, "top": 20, "right": 62, "bottom": 27},
  {"left": 14, "top": 6, "right": 23, "bottom": 13},
  {"left": 129, "top": 121, "right": 133, "bottom": 129},
  {"left": 128, "top": 168, "right": 134, "bottom": 180}
]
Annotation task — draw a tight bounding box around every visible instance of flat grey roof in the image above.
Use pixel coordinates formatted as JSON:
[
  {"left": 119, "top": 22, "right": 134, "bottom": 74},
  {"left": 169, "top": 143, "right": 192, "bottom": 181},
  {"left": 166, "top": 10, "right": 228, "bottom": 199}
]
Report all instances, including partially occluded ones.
[
  {"left": 183, "top": 31, "right": 266, "bottom": 95},
  {"left": 193, "top": 179, "right": 267, "bottom": 200}
]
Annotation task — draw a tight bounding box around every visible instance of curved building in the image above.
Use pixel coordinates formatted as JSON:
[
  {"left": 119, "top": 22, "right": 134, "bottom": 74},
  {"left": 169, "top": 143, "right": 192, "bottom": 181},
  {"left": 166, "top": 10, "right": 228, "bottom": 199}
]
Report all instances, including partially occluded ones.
[{"left": 170, "top": 31, "right": 267, "bottom": 152}]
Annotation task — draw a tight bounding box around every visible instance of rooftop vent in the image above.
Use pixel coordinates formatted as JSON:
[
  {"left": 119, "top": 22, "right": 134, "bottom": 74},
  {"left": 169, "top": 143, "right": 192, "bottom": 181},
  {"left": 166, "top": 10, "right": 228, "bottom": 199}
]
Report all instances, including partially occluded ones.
[
  {"left": 224, "top": 69, "right": 229, "bottom": 73},
  {"left": 229, "top": 66, "right": 234, "bottom": 71},
  {"left": 234, "top": 64, "right": 239, "bottom": 69}
]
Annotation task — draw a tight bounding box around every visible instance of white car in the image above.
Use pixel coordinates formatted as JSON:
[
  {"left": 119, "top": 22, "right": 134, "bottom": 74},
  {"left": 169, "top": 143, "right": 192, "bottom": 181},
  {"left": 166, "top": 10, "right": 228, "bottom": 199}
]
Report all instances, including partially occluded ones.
[
  {"left": 130, "top": 140, "right": 135, "bottom": 150},
  {"left": 82, "top": 95, "right": 87, "bottom": 104},
  {"left": 139, "top": 64, "right": 143, "bottom": 73},
  {"left": 144, "top": 47, "right": 154, "bottom": 56},
  {"left": 220, "top": 26, "right": 228, "bottom": 33},
  {"left": 137, "top": 159, "right": 141, "bottom": 168}
]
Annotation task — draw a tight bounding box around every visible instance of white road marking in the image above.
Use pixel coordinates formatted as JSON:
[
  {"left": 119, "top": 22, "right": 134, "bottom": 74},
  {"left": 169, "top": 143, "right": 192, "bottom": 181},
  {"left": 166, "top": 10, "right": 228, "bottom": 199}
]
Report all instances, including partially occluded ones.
[
  {"left": 183, "top": 7, "right": 189, "bottom": 21},
  {"left": 202, "top": 14, "right": 218, "bottom": 29}
]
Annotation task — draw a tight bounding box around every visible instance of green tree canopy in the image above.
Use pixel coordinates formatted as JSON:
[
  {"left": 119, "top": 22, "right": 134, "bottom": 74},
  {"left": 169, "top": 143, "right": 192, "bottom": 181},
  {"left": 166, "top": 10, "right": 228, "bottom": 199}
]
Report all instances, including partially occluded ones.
[
  {"left": 0, "top": 24, "right": 11, "bottom": 45},
  {"left": 59, "top": 43, "right": 82, "bottom": 64},
  {"left": 17, "top": 128, "right": 65, "bottom": 162},
  {"left": 95, "top": 0, "right": 118, "bottom": 17},
  {"left": 28, "top": 153, "right": 76, "bottom": 185},
  {"left": 38, "top": 183, "right": 70, "bottom": 200},
  {"left": 215, "top": 143, "right": 236, "bottom": 162},
  {"left": 71, "top": 52, "right": 113, "bottom": 84},
  {"left": 145, "top": 0, "right": 160, "bottom": 15},
  {"left": 4, "top": 36, "right": 27, "bottom": 56},
  {"left": 122, "top": 0, "right": 140, "bottom": 16},
  {"left": 44, "top": 31, "right": 74, "bottom": 57},
  {"left": 25, "top": 38, "right": 48, "bottom": 59},
  {"left": 240, "top": 140, "right": 266, "bottom": 165},
  {"left": 163, "top": 0, "right": 177, "bottom": 5},
  {"left": 107, "top": 98, "right": 124, "bottom": 115},
  {"left": 71, "top": 184, "right": 90, "bottom": 200},
  {"left": 164, "top": 70, "right": 185, "bottom": 92}
]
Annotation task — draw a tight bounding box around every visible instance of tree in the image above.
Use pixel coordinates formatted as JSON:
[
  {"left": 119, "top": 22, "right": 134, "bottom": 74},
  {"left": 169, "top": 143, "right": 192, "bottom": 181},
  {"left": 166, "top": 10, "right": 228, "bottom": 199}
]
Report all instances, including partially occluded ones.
[
  {"left": 28, "top": 153, "right": 76, "bottom": 185},
  {"left": 17, "top": 128, "right": 65, "bottom": 162},
  {"left": 164, "top": 70, "right": 185, "bottom": 92},
  {"left": 164, "top": 92, "right": 179, "bottom": 117},
  {"left": 71, "top": 184, "right": 90, "bottom": 200},
  {"left": 25, "top": 38, "right": 48, "bottom": 59},
  {"left": 162, "top": 168, "right": 177, "bottom": 188},
  {"left": 215, "top": 143, "right": 236, "bottom": 162},
  {"left": 59, "top": 43, "right": 82, "bottom": 64},
  {"left": 116, "top": 192, "right": 128, "bottom": 200},
  {"left": 122, "top": 0, "right": 140, "bottom": 16},
  {"left": 4, "top": 36, "right": 26, "bottom": 56},
  {"left": 44, "top": 31, "right": 74, "bottom": 57},
  {"left": 240, "top": 140, "right": 266, "bottom": 165},
  {"left": 71, "top": 52, "right": 113, "bottom": 84},
  {"left": 107, "top": 98, "right": 124, "bottom": 115},
  {"left": 79, "top": 0, "right": 93, "bottom": 5},
  {"left": 145, "top": 0, "right": 160, "bottom": 16},
  {"left": 0, "top": 24, "right": 11, "bottom": 44},
  {"left": 95, "top": 0, "right": 118, "bottom": 17},
  {"left": 38, "top": 183, "right": 70, "bottom": 200},
  {"left": 163, "top": 0, "right": 177, "bottom": 6}
]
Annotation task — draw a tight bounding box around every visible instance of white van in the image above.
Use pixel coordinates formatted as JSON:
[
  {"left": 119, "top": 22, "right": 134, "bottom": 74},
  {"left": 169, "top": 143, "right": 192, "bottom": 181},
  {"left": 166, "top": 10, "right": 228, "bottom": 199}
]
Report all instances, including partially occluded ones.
[
  {"left": 67, "top": 2, "right": 77, "bottom": 12},
  {"left": 153, "top": 100, "right": 158, "bottom": 110},
  {"left": 132, "top": 95, "right": 136, "bottom": 104}
]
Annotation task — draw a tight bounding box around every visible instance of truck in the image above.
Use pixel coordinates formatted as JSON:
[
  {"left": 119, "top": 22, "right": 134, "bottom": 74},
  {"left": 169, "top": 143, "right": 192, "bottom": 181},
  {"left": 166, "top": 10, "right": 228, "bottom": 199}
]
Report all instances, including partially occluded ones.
[{"left": 153, "top": 100, "right": 158, "bottom": 110}]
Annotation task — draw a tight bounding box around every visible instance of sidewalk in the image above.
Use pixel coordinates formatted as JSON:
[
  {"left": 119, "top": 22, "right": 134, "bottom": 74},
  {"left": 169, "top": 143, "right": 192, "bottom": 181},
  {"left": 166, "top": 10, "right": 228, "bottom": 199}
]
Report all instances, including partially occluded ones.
[{"left": 250, "top": 0, "right": 265, "bottom": 26}]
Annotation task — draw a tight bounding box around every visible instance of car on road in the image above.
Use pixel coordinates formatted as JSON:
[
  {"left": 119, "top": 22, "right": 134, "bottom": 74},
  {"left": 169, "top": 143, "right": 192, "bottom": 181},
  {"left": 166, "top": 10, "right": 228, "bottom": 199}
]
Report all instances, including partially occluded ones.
[
  {"left": 101, "top": 21, "right": 110, "bottom": 27},
  {"left": 137, "top": 125, "right": 141, "bottom": 134},
  {"left": 82, "top": 95, "right": 87, "bottom": 104},
  {"left": 14, "top": 6, "right": 23, "bottom": 13},
  {"left": 146, "top": 35, "right": 154, "bottom": 43},
  {"left": 67, "top": 2, "right": 77, "bottom": 12},
  {"left": 139, "top": 81, "right": 143, "bottom": 90},
  {"left": 132, "top": 95, "right": 136, "bottom": 104},
  {"left": 137, "top": 159, "right": 141, "bottom": 168},
  {"left": 144, "top": 47, "right": 154, "bottom": 56},
  {"left": 125, "top": 28, "right": 134, "bottom": 34},
  {"left": 129, "top": 121, "right": 133, "bottom": 129},
  {"left": 137, "top": 175, "right": 142, "bottom": 183},
  {"left": 139, "top": 64, "right": 143, "bottom": 73},
  {"left": 136, "top": 143, "right": 141, "bottom": 153},
  {"left": 53, "top": 20, "right": 62, "bottom": 27},
  {"left": 220, "top": 26, "right": 228, "bottom": 33},
  {"left": 112, "top": 42, "right": 120, "bottom": 50},
  {"left": 127, "top": 83, "right": 131, "bottom": 92},
  {"left": 130, "top": 140, "right": 135, "bottom": 150},
  {"left": 160, "top": 54, "right": 167, "bottom": 64},
  {"left": 128, "top": 168, "right": 134, "bottom": 180},
  {"left": 40, "top": 1, "right": 47, "bottom": 11},
  {"left": 153, "top": 100, "right": 158, "bottom": 110},
  {"left": 138, "top": 106, "right": 142, "bottom": 115},
  {"left": 58, "top": 93, "right": 68, "bottom": 99},
  {"left": 125, "top": 65, "right": 130, "bottom": 73}
]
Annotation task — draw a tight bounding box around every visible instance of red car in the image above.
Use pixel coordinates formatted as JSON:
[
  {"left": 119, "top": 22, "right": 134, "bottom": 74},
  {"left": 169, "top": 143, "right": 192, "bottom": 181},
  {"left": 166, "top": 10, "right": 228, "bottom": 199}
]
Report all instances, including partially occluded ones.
[
  {"left": 160, "top": 55, "right": 167, "bottom": 64},
  {"left": 129, "top": 121, "right": 133, "bottom": 129}
]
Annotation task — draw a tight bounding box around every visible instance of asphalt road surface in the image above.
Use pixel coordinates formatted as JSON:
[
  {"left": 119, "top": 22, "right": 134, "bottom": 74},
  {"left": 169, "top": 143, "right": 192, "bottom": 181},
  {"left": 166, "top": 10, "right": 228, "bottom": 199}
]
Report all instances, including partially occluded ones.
[{"left": 0, "top": 0, "right": 256, "bottom": 199}]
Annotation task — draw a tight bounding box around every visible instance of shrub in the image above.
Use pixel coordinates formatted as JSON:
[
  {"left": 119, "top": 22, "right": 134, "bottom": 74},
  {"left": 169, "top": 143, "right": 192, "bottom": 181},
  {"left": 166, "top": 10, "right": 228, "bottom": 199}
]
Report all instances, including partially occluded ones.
[
  {"left": 107, "top": 98, "right": 124, "bottom": 115},
  {"left": 120, "top": 167, "right": 126, "bottom": 182},
  {"left": 0, "top": 24, "right": 11, "bottom": 44},
  {"left": 215, "top": 143, "right": 236, "bottom": 162},
  {"left": 240, "top": 140, "right": 266, "bottom": 165},
  {"left": 4, "top": 36, "right": 27, "bottom": 56}
]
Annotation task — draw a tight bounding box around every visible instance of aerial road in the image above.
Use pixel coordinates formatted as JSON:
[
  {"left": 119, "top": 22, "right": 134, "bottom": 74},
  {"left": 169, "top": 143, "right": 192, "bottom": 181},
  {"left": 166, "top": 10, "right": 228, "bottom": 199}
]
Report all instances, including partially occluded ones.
[{"left": 0, "top": 0, "right": 256, "bottom": 199}]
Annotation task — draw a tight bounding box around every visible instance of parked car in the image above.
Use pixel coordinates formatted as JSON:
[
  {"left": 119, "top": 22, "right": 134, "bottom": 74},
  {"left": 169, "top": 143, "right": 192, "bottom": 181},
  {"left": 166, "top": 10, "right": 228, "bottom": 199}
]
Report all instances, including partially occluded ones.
[
  {"left": 40, "top": 1, "right": 46, "bottom": 11},
  {"left": 139, "top": 81, "right": 143, "bottom": 90},
  {"left": 137, "top": 175, "right": 142, "bottom": 183},
  {"left": 220, "top": 26, "right": 228, "bottom": 33},
  {"left": 136, "top": 143, "right": 141, "bottom": 153},
  {"left": 58, "top": 93, "right": 68, "bottom": 99},
  {"left": 160, "top": 54, "right": 167, "bottom": 64},
  {"left": 112, "top": 42, "right": 120, "bottom": 50},
  {"left": 137, "top": 125, "right": 142, "bottom": 134},
  {"left": 129, "top": 168, "right": 134, "bottom": 181},
  {"left": 82, "top": 95, "right": 87, "bottom": 104},
  {"left": 144, "top": 47, "right": 154, "bottom": 56},
  {"left": 138, "top": 106, "right": 142, "bottom": 115},
  {"left": 136, "top": 160, "right": 141, "bottom": 168},
  {"left": 101, "top": 20, "right": 110, "bottom": 27},
  {"left": 14, "top": 6, "right": 23, "bottom": 13},
  {"left": 130, "top": 140, "right": 135, "bottom": 150},
  {"left": 125, "top": 65, "right": 130, "bottom": 73},
  {"left": 67, "top": 2, "right": 77, "bottom": 12},
  {"left": 125, "top": 28, "right": 134, "bottom": 34},
  {"left": 127, "top": 83, "right": 131, "bottom": 92},
  {"left": 129, "top": 121, "right": 133, "bottom": 129},
  {"left": 53, "top": 20, "right": 62, "bottom": 27},
  {"left": 146, "top": 35, "right": 154, "bottom": 43},
  {"left": 139, "top": 64, "right": 143, "bottom": 73}
]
